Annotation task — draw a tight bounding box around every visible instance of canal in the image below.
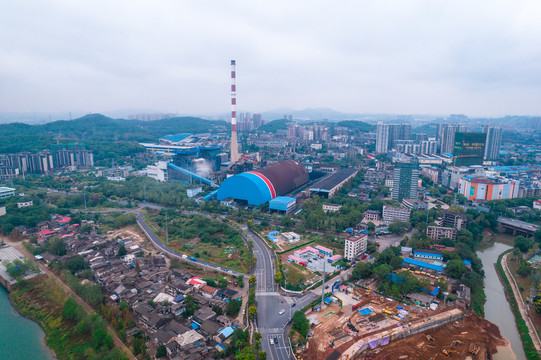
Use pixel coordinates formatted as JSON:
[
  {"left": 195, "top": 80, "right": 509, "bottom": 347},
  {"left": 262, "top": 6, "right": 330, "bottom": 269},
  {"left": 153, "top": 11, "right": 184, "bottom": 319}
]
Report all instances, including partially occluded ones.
[{"left": 478, "top": 238, "right": 526, "bottom": 360}]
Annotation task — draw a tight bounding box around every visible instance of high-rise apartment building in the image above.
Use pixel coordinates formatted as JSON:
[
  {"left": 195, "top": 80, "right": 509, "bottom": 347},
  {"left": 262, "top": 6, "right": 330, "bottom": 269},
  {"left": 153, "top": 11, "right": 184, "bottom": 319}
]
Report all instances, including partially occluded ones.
[
  {"left": 484, "top": 126, "right": 502, "bottom": 160},
  {"left": 440, "top": 124, "right": 466, "bottom": 155},
  {"left": 453, "top": 132, "right": 486, "bottom": 166},
  {"left": 392, "top": 158, "right": 419, "bottom": 202},
  {"left": 376, "top": 123, "right": 411, "bottom": 153}
]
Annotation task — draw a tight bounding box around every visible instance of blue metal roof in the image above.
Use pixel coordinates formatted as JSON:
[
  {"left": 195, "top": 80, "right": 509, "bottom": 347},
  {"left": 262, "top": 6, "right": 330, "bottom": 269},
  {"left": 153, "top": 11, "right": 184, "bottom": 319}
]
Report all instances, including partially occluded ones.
[
  {"left": 160, "top": 133, "right": 192, "bottom": 142},
  {"left": 217, "top": 172, "right": 274, "bottom": 205},
  {"left": 403, "top": 258, "right": 444, "bottom": 272},
  {"left": 270, "top": 196, "right": 296, "bottom": 205},
  {"left": 218, "top": 326, "right": 235, "bottom": 338},
  {"left": 462, "top": 259, "right": 472, "bottom": 267}
]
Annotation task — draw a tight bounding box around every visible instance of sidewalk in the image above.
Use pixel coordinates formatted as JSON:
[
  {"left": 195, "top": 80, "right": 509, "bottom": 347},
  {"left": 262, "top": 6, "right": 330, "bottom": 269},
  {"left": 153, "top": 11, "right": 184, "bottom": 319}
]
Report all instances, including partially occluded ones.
[{"left": 501, "top": 252, "right": 541, "bottom": 352}]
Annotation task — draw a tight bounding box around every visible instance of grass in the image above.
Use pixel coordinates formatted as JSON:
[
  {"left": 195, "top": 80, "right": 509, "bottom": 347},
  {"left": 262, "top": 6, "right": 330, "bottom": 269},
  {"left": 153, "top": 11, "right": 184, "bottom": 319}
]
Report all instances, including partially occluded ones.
[
  {"left": 507, "top": 255, "right": 533, "bottom": 301},
  {"left": 145, "top": 211, "right": 251, "bottom": 273},
  {"left": 283, "top": 262, "right": 317, "bottom": 288}
]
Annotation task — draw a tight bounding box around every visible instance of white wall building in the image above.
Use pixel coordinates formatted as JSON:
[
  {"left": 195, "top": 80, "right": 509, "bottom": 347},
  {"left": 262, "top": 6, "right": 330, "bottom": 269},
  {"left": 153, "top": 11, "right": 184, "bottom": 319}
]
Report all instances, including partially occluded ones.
[{"left": 344, "top": 234, "right": 368, "bottom": 260}]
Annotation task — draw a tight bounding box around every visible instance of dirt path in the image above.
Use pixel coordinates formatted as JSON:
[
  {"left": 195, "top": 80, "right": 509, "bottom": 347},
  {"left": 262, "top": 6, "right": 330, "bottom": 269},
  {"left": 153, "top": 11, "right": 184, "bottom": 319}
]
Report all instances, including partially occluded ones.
[
  {"left": 3, "top": 237, "right": 137, "bottom": 360},
  {"left": 502, "top": 252, "right": 541, "bottom": 351}
]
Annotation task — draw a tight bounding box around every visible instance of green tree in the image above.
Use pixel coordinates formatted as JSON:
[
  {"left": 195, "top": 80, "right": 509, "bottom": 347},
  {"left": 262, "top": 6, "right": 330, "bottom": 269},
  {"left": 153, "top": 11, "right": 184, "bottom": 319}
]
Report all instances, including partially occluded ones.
[
  {"left": 66, "top": 256, "right": 86, "bottom": 273},
  {"left": 248, "top": 305, "right": 258, "bottom": 319},
  {"left": 62, "top": 298, "right": 84, "bottom": 321},
  {"left": 388, "top": 221, "right": 409, "bottom": 235},
  {"left": 117, "top": 245, "right": 127, "bottom": 257},
  {"left": 292, "top": 310, "right": 309, "bottom": 337},
  {"left": 258, "top": 351, "right": 267, "bottom": 360},
  {"left": 351, "top": 262, "right": 373, "bottom": 280},
  {"left": 156, "top": 345, "right": 167, "bottom": 358},
  {"left": 514, "top": 236, "right": 534, "bottom": 252},
  {"left": 446, "top": 259, "right": 466, "bottom": 279},
  {"left": 92, "top": 327, "right": 113, "bottom": 350},
  {"left": 226, "top": 299, "right": 242, "bottom": 316},
  {"left": 249, "top": 275, "right": 257, "bottom": 288},
  {"left": 274, "top": 272, "right": 283, "bottom": 284}
]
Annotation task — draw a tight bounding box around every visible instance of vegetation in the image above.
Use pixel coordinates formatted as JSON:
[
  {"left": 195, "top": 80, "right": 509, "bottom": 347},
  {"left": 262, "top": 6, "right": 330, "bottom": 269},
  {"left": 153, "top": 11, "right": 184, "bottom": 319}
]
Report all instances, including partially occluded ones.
[
  {"left": 259, "top": 119, "right": 292, "bottom": 133},
  {"left": 10, "top": 275, "right": 129, "bottom": 360},
  {"left": 291, "top": 311, "right": 310, "bottom": 338},
  {"left": 495, "top": 250, "right": 541, "bottom": 360},
  {"left": 335, "top": 120, "right": 375, "bottom": 132}
]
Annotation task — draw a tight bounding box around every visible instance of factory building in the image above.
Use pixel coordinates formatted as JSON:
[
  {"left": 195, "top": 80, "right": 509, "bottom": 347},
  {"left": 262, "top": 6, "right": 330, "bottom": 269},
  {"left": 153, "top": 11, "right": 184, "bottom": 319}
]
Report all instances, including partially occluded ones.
[
  {"left": 217, "top": 160, "right": 308, "bottom": 206},
  {"left": 309, "top": 168, "right": 358, "bottom": 198}
]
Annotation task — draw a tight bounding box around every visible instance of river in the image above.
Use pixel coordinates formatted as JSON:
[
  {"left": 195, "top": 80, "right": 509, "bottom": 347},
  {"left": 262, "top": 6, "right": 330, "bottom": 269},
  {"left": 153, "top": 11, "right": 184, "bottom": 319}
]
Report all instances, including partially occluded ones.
[
  {"left": 477, "top": 240, "right": 526, "bottom": 360},
  {"left": 0, "top": 286, "right": 56, "bottom": 360}
]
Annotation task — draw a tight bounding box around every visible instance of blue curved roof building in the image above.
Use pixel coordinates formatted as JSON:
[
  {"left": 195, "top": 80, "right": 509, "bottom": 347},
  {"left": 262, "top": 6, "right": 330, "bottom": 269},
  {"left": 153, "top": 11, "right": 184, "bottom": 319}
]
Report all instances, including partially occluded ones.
[{"left": 217, "top": 160, "right": 309, "bottom": 205}]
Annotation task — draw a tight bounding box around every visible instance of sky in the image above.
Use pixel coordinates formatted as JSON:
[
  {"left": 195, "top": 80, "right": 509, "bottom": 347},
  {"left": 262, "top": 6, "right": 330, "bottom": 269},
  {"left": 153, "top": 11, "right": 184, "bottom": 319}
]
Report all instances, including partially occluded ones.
[{"left": 1, "top": 1, "right": 541, "bottom": 118}]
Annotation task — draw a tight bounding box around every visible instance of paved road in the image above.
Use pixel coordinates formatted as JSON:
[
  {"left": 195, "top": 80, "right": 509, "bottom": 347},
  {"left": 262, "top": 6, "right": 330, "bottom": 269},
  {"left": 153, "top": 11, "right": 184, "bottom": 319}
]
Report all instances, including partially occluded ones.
[
  {"left": 244, "top": 226, "right": 314, "bottom": 360},
  {"left": 132, "top": 210, "right": 246, "bottom": 277},
  {"left": 501, "top": 252, "right": 541, "bottom": 351}
]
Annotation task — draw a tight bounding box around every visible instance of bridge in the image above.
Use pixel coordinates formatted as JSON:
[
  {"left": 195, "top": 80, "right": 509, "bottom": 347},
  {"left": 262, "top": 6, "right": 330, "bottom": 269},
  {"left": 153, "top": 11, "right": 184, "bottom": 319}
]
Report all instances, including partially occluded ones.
[{"left": 497, "top": 217, "right": 538, "bottom": 237}]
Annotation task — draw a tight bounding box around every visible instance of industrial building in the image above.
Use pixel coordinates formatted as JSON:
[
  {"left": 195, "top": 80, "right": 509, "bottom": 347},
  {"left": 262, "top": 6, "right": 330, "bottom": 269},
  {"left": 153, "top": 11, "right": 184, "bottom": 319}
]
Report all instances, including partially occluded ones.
[
  {"left": 216, "top": 160, "right": 309, "bottom": 206},
  {"left": 269, "top": 196, "right": 296, "bottom": 214},
  {"left": 0, "top": 187, "right": 15, "bottom": 199},
  {"left": 309, "top": 167, "right": 358, "bottom": 198}
]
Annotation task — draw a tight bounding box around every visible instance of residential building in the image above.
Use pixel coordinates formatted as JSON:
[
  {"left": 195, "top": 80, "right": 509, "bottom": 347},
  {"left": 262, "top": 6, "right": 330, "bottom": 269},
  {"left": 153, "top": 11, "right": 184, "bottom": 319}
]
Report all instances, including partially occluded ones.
[
  {"left": 344, "top": 234, "right": 368, "bottom": 260},
  {"left": 534, "top": 200, "right": 541, "bottom": 211},
  {"left": 363, "top": 210, "right": 380, "bottom": 221},
  {"left": 392, "top": 158, "right": 419, "bottom": 202},
  {"left": 376, "top": 123, "right": 411, "bottom": 153},
  {"left": 402, "top": 198, "right": 428, "bottom": 211},
  {"left": 439, "top": 124, "right": 466, "bottom": 155},
  {"left": 442, "top": 211, "right": 467, "bottom": 230},
  {"left": 483, "top": 126, "right": 502, "bottom": 161},
  {"left": 17, "top": 200, "right": 33, "bottom": 208},
  {"left": 427, "top": 226, "right": 457, "bottom": 241},
  {"left": 382, "top": 206, "right": 411, "bottom": 224},
  {"left": 0, "top": 187, "right": 15, "bottom": 199}
]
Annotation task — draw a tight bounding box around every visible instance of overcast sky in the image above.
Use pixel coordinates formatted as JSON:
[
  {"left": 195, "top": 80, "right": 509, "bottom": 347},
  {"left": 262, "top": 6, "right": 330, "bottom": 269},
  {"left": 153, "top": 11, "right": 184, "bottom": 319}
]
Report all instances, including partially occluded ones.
[{"left": 1, "top": 1, "right": 541, "bottom": 118}]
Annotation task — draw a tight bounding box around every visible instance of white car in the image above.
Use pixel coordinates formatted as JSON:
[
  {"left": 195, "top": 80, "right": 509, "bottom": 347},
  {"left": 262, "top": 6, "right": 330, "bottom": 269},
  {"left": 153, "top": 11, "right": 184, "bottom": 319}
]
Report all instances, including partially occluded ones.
[
  {"left": 269, "top": 338, "right": 274, "bottom": 345},
  {"left": 279, "top": 309, "right": 285, "bottom": 315}
]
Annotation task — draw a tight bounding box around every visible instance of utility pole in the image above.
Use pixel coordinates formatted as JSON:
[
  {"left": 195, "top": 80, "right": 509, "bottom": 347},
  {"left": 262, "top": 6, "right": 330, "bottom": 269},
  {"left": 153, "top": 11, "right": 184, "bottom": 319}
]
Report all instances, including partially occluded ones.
[
  {"left": 144, "top": 184, "right": 147, "bottom": 203},
  {"left": 165, "top": 212, "right": 169, "bottom": 246},
  {"left": 321, "top": 259, "right": 326, "bottom": 311}
]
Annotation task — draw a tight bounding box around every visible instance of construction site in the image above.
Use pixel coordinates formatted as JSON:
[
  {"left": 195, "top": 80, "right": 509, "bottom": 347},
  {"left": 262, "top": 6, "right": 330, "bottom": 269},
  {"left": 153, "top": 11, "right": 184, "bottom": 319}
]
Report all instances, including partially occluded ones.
[{"left": 298, "top": 286, "right": 510, "bottom": 360}]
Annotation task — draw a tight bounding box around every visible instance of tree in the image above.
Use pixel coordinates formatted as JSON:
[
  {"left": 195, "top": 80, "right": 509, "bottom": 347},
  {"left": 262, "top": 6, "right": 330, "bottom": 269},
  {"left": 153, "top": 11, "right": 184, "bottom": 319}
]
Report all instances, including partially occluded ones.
[
  {"left": 367, "top": 222, "right": 376, "bottom": 232},
  {"left": 235, "top": 346, "right": 256, "bottom": 360},
  {"left": 47, "top": 237, "right": 67, "bottom": 256},
  {"left": 92, "top": 327, "right": 113, "bottom": 350},
  {"left": 249, "top": 275, "right": 257, "bottom": 288},
  {"left": 258, "top": 351, "right": 267, "bottom": 360},
  {"left": 388, "top": 221, "right": 409, "bottom": 235},
  {"left": 351, "top": 262, "right": 373, "bottom": 280},
  {"left": 514, "top": 236, "right": 534, "bottom": 253},
  {"left": 117, "top": 245, "right": 127, "bottom": 257},
  {"left": 156, "top": 345, "right": 167, "bottom": 358},
  {"left": 226, "top": 299, "right": 242, "bottom": 316},
  {"left": 534, "top": 229, "right": 541, "bottom": 243},
  {"left": 446, "top": 259, "right": 466, "bottom": 279},
  {"left": 62, "top": 298, "right": 84, "bottom": 321},
  {"left": 390, "top": 256, "right": 404, "bottom": 270},
  {"left": 248, "top": 305, "right": 258, "bottom": 319},
  {"left": 274, "top": 272, "right": 283, "bottom": 284},
  {"left": 292, "top": 310, "right": 309, "bottom": 337},
  {"left": 373, "top": 264, "right": 392, "bottom": 280},
  {"left": 517, "top": 262, "right": 533, "bottom": 277},
  {"left": 66, "top": 256, "right": 86, "bottom": 273}
]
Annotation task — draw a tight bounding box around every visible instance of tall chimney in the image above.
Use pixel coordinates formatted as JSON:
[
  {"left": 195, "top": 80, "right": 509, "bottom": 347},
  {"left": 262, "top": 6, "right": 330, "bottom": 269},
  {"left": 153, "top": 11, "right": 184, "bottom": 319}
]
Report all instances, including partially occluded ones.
[{"left": 230, "top": 60, "right": 240, "bottom": 164}]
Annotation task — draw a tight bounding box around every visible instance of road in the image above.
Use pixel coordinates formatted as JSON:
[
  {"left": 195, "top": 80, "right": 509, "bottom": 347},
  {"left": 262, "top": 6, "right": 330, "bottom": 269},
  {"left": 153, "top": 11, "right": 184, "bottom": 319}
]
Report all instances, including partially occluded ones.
[
  {"left": 132, "top": 210, "right": 246, "bottom": 277},
  {"left": 243, "top": 226, "right": 313, "bottom": 360},
  {"left": 501, "top": 252, "right": 541, "bottom": 352}
]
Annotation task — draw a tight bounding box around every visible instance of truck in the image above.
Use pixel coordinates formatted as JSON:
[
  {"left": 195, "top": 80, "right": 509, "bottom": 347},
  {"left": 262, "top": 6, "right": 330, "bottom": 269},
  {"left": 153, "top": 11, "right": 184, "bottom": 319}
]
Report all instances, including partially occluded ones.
[{"left": 189, "top": 257, "right": 197, "bottom": 262}]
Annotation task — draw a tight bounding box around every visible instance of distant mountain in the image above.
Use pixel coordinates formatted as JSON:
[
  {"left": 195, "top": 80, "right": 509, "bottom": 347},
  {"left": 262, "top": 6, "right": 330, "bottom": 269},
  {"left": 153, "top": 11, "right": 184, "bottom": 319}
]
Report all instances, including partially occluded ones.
[
  {"left": 335, "top": 120, "right": 375, "bottom": 132},
  {"left": 0, "top": 113, "right": 227, "bottom": 142}
]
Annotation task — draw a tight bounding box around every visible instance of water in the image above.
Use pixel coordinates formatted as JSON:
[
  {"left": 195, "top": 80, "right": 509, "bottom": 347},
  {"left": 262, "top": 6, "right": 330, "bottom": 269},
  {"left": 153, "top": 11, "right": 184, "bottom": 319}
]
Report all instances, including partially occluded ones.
[
  {"left": 477, "top": 241, "right": 526, "bottom": 360},
  {"left": 0, "top": 286, "right": 56, "bottom": 360}
]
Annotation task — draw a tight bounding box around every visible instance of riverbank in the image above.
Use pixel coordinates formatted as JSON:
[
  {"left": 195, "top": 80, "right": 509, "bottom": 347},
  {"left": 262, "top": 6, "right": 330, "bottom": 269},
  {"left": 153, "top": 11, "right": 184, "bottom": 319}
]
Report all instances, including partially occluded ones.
[
  {"left": 0, "top": 285, "right": 56, "bottom": 360},
  {"left": 496, "top": 250, "right": 541, "bottom": 360},
  {"left": 9, "top": 274, "right": 130, "bottom": 360}
]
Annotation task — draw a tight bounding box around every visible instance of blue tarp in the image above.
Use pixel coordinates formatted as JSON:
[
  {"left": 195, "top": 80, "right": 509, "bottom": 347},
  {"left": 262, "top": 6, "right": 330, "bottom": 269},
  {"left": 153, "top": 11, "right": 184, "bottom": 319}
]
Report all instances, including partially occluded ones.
[
  {"left": 462, "top": 259, "right": 472, "bottom": 267},
  {"left": 174, "top": 294, "right": 185, "bottom": 302},
  {"left": 324, "top": 297, "right": 333, "bottom": 304},
  {"left": 359, "top": 307, "right": 373, "bottom": 316},
  {"left": 190, "top": 322, "right": 200, "bottom": 330}
]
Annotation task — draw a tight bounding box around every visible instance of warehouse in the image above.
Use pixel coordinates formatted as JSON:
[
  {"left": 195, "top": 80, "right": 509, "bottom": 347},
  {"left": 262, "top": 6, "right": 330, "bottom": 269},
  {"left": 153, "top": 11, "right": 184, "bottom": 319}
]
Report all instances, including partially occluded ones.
[
  {"left": 309, "top": 168, "right": 358, "bottom": 198},
  {"left": 216, "top": 160, "right": 309, "bottom": 206}
]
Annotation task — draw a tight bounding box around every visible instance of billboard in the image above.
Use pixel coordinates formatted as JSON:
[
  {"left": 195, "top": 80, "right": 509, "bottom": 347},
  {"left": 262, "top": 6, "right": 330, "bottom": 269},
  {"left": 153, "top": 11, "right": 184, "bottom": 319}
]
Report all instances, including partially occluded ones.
[{"left": 453, "top": 132, "right": 486, "bottom": 166}]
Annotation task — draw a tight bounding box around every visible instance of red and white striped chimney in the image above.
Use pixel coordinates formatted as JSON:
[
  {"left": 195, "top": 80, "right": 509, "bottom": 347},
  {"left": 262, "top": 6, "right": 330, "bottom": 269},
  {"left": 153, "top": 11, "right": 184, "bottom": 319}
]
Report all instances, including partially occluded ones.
[{"left": 230, "top": 60, "right": 240, "bottom": 164}]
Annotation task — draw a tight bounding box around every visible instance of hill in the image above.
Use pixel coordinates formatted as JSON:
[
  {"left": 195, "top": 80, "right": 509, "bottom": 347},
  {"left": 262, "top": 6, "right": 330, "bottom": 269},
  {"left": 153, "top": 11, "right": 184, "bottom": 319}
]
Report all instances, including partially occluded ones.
[
  {"left": 259, "top": 119, "right": 292, "bottom": 133},
  {"left": 335, "top": 120, "right": 375, "bottom": 132}
]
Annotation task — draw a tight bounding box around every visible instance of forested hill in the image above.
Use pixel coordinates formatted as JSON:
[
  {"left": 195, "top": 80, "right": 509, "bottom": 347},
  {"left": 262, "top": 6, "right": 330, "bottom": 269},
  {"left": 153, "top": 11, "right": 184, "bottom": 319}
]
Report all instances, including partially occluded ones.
[
  {"left": 259, "top": 119, "right": 292, "bottom": 133},
  {"left": 0, "top": 114, "right": 227, "bottom": 141},
  {"left": 335, "top": 120, "right": 375, "bottom": 132}
]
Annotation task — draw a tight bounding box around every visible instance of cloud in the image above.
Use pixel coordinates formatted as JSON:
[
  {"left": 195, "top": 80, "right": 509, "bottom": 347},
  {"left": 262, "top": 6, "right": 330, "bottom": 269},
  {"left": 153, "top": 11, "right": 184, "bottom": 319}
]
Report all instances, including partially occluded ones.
[{"left": 0, "top": 0, "right": 541, "bottom": 117}]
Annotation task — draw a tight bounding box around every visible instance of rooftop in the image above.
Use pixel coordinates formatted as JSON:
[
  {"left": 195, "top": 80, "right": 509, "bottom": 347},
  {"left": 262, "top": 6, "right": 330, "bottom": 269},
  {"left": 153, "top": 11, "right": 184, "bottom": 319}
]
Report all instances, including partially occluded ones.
[{"left": 310, "top": 168, "right": 358, "bottom": 192}]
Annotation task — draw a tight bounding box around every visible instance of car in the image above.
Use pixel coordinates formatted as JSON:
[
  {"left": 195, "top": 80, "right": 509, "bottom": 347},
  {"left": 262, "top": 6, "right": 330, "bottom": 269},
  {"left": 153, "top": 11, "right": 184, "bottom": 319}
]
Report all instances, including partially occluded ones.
[
  {"left": 274, "top": 337, "right": 278, "bottom": 344},
  {"left": 325, "top": 285, "right": 329, "bottom": 289},
  {"left": 279, "top": 309, "right": 285, "bottom": 315},
  {"left": 242, "top": 309, "right": 245, "bottom": 315},
  {"left": 291, "top": 303, "right": 296, "bottom": 307},
  {"left": 269, "top": 338, "right": 274, "bottom": 345},
  {"left": 313, "top": 294, "right": 317, "bottom": 298}
]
